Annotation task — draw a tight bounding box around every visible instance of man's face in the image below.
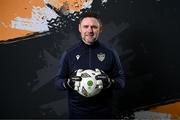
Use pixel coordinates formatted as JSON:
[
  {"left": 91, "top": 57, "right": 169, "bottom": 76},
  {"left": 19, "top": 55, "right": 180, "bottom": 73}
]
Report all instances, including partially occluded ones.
[{"left": 79, "top": 17, "right": 102, "bottom": 45}]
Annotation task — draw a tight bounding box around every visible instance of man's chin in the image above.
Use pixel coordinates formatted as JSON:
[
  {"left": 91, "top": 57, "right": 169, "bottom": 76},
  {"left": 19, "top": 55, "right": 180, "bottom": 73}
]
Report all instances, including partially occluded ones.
[
  {"left": 87, "top": 40, "right": 97, "bottom": 43},
  {"left": 82, "top": 39, "right": 96, "bottom": 45},
  {"left": 87, "top": 38, "right": 97, "bottom": 42}
]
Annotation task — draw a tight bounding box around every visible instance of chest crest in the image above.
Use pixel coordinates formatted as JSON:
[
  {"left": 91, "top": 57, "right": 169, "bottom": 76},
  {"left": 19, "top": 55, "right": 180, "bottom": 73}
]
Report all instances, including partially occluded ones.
[
  {"left": 76, "top": 54, "right": 80, "bottom": 60},
  {"left": 97, "top": 52, "right": 105, "bottom": 62}
]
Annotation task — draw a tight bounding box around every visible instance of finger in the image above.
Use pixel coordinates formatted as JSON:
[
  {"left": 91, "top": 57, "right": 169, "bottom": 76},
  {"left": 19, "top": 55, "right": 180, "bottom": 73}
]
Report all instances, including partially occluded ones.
[
  {"left": 95, "top": 75, "right": 107, "bottom": 79},
  {"left": 71, "top": 76, "right": 82, "bottom": 81}
]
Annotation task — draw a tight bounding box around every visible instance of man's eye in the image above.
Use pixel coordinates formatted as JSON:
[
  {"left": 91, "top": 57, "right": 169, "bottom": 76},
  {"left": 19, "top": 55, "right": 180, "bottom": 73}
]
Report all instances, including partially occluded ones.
[
  {"left": 83, "top": 26, "right": 89, "bottom": 28},
  {"left": 92, "top": 26, "right": 98, "bottom": 29}
]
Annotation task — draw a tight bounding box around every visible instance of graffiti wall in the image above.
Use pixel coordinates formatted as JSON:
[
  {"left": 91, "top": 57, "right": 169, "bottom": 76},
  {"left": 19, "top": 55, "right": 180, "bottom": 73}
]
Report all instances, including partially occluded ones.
[{"left": 0, "top": 0, "right": 179, "bottom": 119}]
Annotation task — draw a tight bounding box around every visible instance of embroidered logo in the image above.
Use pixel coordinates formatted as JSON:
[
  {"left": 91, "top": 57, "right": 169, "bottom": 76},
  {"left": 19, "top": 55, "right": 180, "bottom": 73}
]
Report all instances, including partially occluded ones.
[
  {"left": 76, "top": 54, "right": 80, "bottom": 60},
  {"left": 97, "top": 52, "right": 105, "bottom": 62}
]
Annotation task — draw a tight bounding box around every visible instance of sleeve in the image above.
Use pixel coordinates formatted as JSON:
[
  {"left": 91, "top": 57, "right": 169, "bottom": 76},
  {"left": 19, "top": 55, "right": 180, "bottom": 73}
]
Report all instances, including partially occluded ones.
[
  {"left": 110, "top": 49, "right": 126, "bottom": 89},
  {"left": 54, "top": 51, "right": 69, "bottom": 90}
]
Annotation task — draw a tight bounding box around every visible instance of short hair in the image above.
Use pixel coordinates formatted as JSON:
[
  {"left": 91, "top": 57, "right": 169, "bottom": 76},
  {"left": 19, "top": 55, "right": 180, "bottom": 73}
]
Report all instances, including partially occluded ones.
[{"left": 79, "top": 12, "right": 102, "bottom": 26}]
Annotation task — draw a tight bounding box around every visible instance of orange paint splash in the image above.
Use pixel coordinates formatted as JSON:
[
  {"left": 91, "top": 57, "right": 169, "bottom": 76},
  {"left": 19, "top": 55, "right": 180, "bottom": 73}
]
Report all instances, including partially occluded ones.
[
  {"left": 0, "top": 0, "right": 45, "bottom": 41},
  {"left": 46, "top": 0, "right": 89, "bottom": 12},
  {"left": 150, "top": 102, "right": 180, "bottom": 120},
  {"left": 0, "top": 0, "right": 92, "bottom": 41}
]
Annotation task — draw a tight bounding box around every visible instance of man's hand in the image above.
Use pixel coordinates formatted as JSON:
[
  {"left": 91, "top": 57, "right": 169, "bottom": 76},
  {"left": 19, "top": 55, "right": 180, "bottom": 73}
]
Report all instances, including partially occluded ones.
[
  {"left": 64, "top": 71, "right": 82, "bottom": 90},
  {"left": 67, "top": 76, "right": 82, "bottom": 89},
  {"left": 95, "top": 71, "right": 112, "bottom": 89}
]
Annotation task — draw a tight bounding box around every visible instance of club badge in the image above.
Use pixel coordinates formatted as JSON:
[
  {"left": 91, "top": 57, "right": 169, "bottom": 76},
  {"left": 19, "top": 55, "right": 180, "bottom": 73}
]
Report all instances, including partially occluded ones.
[
  {"left": 76, "top": 54, "right": 80, "bottom": 60},
  {"left": 97, "top": 52, "right": 105, "bottom": 62}
]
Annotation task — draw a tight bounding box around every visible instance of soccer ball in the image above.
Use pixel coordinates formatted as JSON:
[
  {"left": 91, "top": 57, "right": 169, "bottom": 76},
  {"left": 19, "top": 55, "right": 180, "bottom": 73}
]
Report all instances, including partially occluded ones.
[{"left": 74, "top": 69, "right": 103, "bottom": 97}]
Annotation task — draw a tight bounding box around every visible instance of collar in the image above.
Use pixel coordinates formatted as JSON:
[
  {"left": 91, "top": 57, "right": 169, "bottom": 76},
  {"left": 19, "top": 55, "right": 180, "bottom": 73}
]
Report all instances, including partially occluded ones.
[{"left": 79, "top": 40, "right": 99, "bottom": 49}]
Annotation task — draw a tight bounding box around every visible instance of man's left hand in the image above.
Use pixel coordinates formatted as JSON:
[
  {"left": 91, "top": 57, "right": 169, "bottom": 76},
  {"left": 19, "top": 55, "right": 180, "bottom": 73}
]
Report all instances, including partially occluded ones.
[{"left": 95, "top": 72, "right": 112, "bottom": 89}]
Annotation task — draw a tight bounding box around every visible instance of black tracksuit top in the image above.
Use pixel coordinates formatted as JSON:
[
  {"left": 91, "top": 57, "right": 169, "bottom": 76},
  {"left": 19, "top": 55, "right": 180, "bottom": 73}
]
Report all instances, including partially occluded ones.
[{"left": 55, "top": 40, "right": 125, "bottom": 118}]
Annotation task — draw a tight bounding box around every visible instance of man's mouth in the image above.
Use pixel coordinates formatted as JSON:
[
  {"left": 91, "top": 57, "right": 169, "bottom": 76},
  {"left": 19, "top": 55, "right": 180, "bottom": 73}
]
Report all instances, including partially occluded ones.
[{"left": 86, "top": 34, "right": 94, "bottom": 37}]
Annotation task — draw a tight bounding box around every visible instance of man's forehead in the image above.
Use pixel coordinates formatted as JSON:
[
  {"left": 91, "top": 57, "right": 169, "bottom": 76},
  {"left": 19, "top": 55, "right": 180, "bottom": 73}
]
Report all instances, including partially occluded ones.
[{"left": 80, "top": 17, "right": 100, "bottom": 25}]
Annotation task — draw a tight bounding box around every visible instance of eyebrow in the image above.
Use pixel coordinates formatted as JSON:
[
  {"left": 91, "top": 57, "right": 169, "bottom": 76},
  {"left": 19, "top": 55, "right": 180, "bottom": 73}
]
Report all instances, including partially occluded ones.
[{"left": 82, "top": 25, "right": 98, "bottom": 28}]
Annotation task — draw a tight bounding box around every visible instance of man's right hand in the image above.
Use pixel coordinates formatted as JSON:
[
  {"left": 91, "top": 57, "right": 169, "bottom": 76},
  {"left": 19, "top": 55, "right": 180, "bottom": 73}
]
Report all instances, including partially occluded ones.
[{"left": 64, "top": 75, "right": 82, "bottom": 90}]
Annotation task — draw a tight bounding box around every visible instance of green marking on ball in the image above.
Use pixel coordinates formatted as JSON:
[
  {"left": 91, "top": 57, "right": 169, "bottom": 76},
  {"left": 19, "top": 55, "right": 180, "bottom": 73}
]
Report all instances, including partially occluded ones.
[{"left": 87, "top": 80, "right": 93, "bottom": 86}]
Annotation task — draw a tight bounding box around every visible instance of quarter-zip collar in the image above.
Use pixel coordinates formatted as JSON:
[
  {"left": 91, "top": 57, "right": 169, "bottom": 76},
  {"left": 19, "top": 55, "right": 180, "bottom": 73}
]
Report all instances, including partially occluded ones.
[{"left": 79, "top": 39, "right": 99, "bottom": 49}]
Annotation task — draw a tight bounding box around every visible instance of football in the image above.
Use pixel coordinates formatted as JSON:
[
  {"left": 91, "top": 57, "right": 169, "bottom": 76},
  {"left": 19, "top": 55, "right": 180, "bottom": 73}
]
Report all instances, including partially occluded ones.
[{"left": 74, "top": 69, "right": 103, "bottom": 97}]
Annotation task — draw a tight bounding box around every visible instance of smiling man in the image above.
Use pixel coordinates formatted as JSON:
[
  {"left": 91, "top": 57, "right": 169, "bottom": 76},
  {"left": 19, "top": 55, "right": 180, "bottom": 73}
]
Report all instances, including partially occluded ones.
[
  {"left": 55, "top": 12, "right": 125, "bottom": 119},
  {"left": 79, "top": 14, "right": 102, "bottom": 45}
]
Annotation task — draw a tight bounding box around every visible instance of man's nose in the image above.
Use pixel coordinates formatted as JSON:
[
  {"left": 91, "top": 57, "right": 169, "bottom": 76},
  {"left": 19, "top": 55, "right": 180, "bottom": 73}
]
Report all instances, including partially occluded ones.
[{"left": 87, "top": 27, "right": 93, "bottom": 32}]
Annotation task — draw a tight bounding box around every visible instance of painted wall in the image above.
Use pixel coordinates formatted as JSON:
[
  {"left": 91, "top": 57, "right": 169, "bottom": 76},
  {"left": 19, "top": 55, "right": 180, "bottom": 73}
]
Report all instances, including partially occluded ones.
[
  {"left": 0, "top": 0, "right": 179, "bottom": 119},
  {"left": 0, "top": 0, "right": 44, "bottom": 41},
  {"left": 0, "top": 0, "right": 91, "bottom": 41},
  {"left": 150, "top": 102, "right": 180, "bottom": 119}
]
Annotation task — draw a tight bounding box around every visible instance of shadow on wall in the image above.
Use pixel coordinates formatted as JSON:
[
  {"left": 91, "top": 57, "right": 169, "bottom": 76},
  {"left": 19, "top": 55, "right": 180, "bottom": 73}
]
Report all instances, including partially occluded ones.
[{"left": 111, "top": 27, "right": 180, "bottom": 115}]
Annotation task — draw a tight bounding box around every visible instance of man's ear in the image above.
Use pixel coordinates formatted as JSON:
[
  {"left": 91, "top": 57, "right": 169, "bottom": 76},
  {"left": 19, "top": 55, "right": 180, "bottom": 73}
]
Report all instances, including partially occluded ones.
[{"left": 100, "top": 26, "right": 103, "bottom": 33}]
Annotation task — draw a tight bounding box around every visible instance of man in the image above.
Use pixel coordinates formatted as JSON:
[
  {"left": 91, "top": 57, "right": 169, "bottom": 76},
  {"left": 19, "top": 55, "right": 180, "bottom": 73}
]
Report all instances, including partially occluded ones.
[{"left": 55, "top": 12, "right": 125, "bottom": 119}]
